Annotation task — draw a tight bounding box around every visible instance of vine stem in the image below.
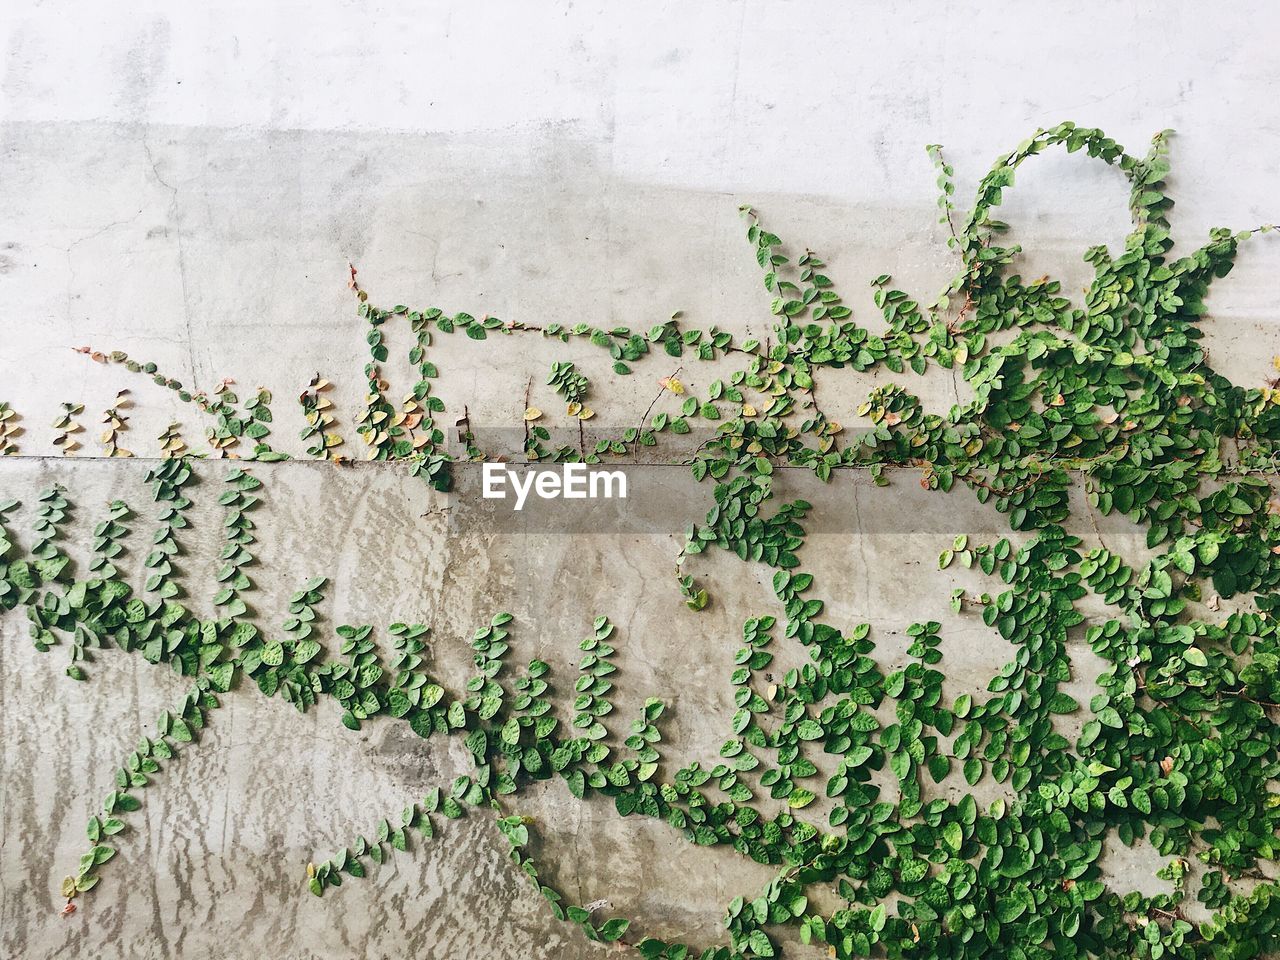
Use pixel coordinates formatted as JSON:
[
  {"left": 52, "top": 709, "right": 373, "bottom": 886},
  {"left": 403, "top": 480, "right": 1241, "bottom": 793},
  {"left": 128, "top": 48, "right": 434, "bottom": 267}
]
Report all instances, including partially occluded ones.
[{"left": 632, "top": 366, "right": 681, "bottom": 461}]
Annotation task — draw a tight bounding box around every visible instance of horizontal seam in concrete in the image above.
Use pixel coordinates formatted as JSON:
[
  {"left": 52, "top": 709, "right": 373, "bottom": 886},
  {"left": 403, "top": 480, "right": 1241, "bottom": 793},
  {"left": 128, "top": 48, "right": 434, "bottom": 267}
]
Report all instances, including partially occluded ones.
[{"left": 0, "top": 455, "right": 1275, "bottom": 478}]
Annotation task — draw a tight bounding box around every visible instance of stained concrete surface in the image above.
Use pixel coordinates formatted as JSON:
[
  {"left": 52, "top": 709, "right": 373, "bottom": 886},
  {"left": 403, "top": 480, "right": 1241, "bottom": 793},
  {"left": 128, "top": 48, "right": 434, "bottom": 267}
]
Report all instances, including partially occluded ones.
[
  {"left": 0, "top": 458, "right": 1164, "bottom": 960},
  {"left": 2, "top": 2, "right": 1280, "bottom": 958}
]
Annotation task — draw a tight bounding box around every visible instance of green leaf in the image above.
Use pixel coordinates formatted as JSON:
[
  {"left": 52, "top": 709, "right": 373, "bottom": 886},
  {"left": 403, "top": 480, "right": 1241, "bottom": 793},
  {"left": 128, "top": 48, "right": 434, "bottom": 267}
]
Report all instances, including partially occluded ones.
[
  {"left": 796, "top": 719, "right": 823, "bottom": 741},
  {"left": 599, "top": 918, "right": 630, "bottom": 942},
  {"left": 943, "top": 821, "right": 963, "bottom": 852}
]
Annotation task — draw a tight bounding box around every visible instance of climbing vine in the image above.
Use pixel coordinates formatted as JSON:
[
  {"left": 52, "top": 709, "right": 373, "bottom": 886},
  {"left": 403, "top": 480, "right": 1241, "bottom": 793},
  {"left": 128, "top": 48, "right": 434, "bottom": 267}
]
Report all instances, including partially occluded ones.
[{"left": 3, "top": 122, "right": 1280, "bottom": 958}]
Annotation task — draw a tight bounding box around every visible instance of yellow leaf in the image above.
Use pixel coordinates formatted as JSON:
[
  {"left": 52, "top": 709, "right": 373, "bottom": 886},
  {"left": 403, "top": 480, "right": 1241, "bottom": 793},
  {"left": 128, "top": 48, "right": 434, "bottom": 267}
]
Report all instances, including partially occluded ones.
[
  {"left": 524, "top": 407, "right": 543, "bottom": 421},
  {"left": 567, "top": 402, "right": 582, "bottom": 417},
  {"left": 660, "top": 376, "right": 684, "bottom": 394},
  {"left": 578, "top": 406, "right": 596, "bottom": 421},
  {"left": 741, "top": 403, "right": 757, "bottom": 418}
]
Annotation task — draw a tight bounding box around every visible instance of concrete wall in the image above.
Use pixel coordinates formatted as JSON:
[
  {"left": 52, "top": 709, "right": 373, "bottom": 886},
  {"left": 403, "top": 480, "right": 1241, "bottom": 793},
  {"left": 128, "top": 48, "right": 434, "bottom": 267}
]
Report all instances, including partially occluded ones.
[{"left": 1, "top": 3, "right": 1279, "bottom": 958}]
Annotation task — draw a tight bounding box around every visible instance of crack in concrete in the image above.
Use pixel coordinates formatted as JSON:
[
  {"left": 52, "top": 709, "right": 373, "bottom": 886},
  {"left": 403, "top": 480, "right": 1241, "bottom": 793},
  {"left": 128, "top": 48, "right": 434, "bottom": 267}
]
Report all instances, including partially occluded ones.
[{"left": 141, "top": 137, "right": 198, "bottom": 392}]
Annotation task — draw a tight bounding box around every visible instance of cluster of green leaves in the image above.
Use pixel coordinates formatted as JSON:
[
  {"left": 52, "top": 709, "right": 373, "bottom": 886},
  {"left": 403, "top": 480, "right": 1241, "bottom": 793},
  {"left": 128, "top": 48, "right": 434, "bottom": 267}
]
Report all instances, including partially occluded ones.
[
  {"left": 548, "top": 361, "right": 590, "bottom": 404},
  {"left": 356, "top": 302, "right": 452, "bottom": 489},
  {"left": 298, "top": 375, "right": 344, "bottom": 459},
  {"left": 63, "top": 682, "right": 215, "bottom": 904},
  {"left": 51, "top": 401, "right": 84, "bottom": 455},
  {"left": 307, "top": 784, "right": 460, "bottom": 896},
  {"left": 498, "top": 814, "right": 632, "bottom": 944},
  {"left": 89, "top": 351, "right": 286, "bottom": 461},
  {"left": 0, "top": 401, "right": 19, "bottom": 455},
  {"left": 213, "top": 468, "right": 259, "bottom": 619},
  {"left": 345, "top": 294, "right": 739, "bottom": 473},
  {"left": 142, "top": 457, "right": 192, "bottom": 599},
  {"left": 12, "top": 121, "right": 1280, "bottom": 958},
  {"left": 0, "top": 498, "right": 20, "bottom": 610}
]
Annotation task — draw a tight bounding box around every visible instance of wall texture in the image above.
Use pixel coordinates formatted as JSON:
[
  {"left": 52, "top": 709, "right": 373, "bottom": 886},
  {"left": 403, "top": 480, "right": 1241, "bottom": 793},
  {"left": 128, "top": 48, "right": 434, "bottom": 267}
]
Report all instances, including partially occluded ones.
[{"left": 2, "top": 3, "right": 1279, "bottom": 959}]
